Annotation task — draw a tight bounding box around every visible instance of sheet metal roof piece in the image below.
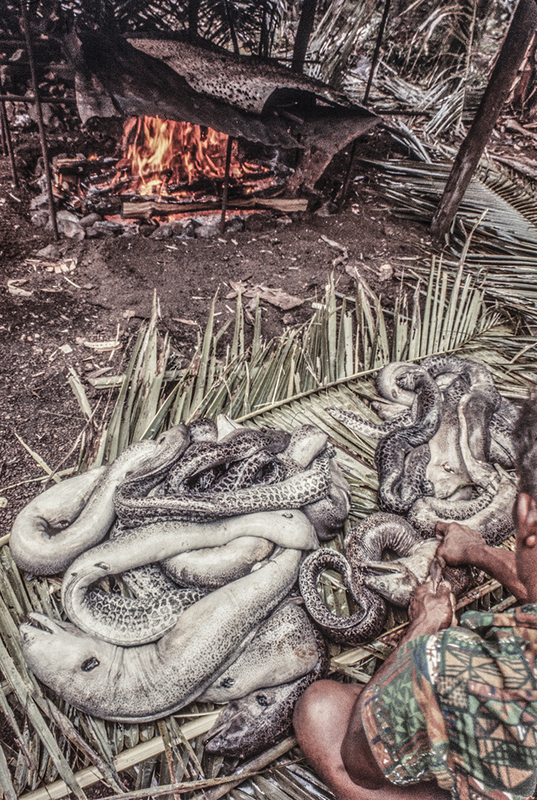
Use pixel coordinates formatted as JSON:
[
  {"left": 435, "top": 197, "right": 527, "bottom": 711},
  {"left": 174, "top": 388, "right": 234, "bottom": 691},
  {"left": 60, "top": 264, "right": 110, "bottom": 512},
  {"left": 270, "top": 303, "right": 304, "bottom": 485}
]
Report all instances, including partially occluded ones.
[{"left": 63, "top": 27, "right": 380, "bottom": 192}]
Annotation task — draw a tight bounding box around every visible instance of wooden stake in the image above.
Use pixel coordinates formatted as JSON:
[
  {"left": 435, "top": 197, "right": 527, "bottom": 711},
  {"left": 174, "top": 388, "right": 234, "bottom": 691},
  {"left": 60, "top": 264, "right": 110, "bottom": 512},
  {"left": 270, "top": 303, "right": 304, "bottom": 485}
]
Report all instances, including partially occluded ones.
[
  {"left": 430, "top": 0, "right": 537, "bottom": 240},
  {"left": 363, "top": 0, "right": 391, "bottom": 105},
  {"left": 0, "top": 101, "right": 18, "bottom": 186},
  {"left": 20, "top": 0, "right": 58, "bottom": 239},
  {"left": 220, "top": 136, "right": 234, "bottom": 235}
]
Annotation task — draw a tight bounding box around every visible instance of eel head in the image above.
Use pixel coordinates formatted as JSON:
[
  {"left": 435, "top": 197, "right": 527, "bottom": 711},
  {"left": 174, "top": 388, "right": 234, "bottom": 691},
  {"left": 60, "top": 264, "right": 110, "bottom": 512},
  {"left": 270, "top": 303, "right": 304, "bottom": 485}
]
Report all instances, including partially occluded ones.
[
  {"left": 20, "top": 612, "right": 119, "bottom": 706},
  {"left": 203, "top": 682, "right": 296, "bottom": 759},
  {"left": 361, "top": 538, "right": 439, "bottom": 607}
]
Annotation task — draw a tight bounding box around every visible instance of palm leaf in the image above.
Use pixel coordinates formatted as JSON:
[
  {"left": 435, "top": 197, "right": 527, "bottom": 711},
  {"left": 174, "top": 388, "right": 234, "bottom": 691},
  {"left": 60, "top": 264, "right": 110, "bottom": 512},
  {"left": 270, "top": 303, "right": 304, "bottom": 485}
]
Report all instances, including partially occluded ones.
[{"left": 5, "top": 261, "right": 537, "bottom": 799}]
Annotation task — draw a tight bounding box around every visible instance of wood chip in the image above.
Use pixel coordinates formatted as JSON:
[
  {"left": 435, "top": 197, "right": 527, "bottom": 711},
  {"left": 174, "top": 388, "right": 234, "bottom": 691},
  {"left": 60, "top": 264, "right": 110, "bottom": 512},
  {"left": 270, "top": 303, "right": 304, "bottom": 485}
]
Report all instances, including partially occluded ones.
[
  {"left": 7, "top": 279, "right": 32, "bottom": 297},
  {"left": 226, "top": 281, "right": 304, "bottom": 310},
  {"left": 172, "top": 317, "right": 199, "bottom": 326}
]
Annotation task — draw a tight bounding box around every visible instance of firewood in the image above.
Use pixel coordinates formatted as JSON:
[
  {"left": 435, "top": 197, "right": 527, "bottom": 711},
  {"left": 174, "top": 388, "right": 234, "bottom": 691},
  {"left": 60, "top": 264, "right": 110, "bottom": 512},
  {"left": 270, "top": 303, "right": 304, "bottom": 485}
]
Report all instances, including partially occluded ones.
[{"left": 122, "top": 197, "right": 308, "bottom": 219}]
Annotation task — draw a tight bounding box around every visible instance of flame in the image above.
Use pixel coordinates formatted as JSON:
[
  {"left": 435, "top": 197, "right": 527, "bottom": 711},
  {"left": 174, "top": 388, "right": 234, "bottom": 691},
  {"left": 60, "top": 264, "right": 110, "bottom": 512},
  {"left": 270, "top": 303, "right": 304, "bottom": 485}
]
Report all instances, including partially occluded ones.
[{"left": 115, "top": 116, "right": 248, "bottom": 197}]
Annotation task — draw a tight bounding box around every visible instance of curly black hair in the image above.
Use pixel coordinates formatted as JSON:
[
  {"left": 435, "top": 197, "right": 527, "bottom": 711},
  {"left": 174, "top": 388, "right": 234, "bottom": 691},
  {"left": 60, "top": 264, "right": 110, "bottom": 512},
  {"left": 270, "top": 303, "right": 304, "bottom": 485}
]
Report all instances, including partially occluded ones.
[{"left": 512, "top": 395, "right": 537, "bottom": 497}]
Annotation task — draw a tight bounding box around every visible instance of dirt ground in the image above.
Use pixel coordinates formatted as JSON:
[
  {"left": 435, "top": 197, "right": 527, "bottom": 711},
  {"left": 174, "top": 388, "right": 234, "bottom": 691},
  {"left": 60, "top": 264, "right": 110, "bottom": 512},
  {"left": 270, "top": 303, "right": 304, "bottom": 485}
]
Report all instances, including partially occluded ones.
[{"left": 0, "top": 124, "right": 429, "bottom": 534}]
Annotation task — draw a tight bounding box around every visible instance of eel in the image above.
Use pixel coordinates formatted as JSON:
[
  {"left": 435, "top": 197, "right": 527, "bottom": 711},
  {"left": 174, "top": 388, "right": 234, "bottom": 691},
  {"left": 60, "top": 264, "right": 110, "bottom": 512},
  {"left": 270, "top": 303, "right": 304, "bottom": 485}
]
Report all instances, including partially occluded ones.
[
  {"left": 199, "top": 601, "right": 320, "bottom": 703},
  {"left": 327, "top": 356, "right": 518, "bottom": 471},
  {"left": 114, "top": 448, "right": 331, "bottom": 526},
  {"left": 165, "top": 428, "right": 289, "bottom": 495},
  {"left": 408, "top": 469, "right": 517, "bottom": 544},
  {"left": 61, "top": 509, "right": 317, "bottom": 645},
  {"left": 162, "top": 535, "right": 275, "bottom": 590},
  {"left": 203, "top": 624, "right": 329, "bottom": 759},
  {"left": 299, "top": 547, "right": 386, "bottom": 646},
  {"left": 276, "top": 425, "right": 352, "bottom": 540},
  {"left": 373, "top": 366, "right": 441, "bottom": 513},
  {"left": 299, "top": 512, "right": 470, "bottom": 644},
  {"left": 20, "top": 546, "right": 306, "bottom": 722},
  {"left": 10, "top": 424, "right": 190, "bottom": 575}
]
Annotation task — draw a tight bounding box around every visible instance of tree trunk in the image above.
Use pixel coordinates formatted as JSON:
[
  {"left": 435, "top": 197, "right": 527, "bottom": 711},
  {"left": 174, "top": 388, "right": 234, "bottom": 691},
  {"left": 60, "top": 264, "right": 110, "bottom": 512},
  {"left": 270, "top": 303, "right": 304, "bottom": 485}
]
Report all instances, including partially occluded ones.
[
  {"left": 292, "top": 0, "right": 317, "bottom": 73},
  {"left": 430, "top": 0, "right": 537, "bottom": 240}
]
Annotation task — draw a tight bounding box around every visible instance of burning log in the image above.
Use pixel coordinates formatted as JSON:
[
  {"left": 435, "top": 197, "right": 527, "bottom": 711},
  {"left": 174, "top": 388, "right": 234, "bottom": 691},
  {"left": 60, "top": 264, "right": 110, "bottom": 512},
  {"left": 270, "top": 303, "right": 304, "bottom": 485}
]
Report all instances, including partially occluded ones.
[{"left": 122, "top": 197, "right": 308, "bottom": 219}]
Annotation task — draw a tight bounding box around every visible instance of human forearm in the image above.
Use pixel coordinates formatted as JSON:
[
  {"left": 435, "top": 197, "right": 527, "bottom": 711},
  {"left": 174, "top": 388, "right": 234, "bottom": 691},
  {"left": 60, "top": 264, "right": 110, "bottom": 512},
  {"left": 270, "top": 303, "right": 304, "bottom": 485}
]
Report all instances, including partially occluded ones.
[
  {"left": 341, "top": 579, "right": 453, "bottom": 782},
  {"left": 436, "top": 522, "right": 527, "bottom": 601}
]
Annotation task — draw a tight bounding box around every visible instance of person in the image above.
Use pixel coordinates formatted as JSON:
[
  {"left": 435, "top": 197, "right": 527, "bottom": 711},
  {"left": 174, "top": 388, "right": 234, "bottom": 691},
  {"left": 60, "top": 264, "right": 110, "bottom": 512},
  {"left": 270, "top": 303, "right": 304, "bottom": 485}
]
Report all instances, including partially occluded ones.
[{"left": 293, "top": 396, "right": 537, "bottom": 800}]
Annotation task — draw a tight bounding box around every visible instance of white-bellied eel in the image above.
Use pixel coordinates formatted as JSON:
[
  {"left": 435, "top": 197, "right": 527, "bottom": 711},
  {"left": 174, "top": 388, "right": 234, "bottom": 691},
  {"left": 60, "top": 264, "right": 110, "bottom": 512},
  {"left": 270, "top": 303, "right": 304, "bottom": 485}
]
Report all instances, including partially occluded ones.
[
  {"left": 161, "top": 536, "right": 275, "bottom": 590},
  {"left": 10, "top": 425, "right": 191, "bottom": 576},
  {"left": 20, "top": 546, "right": 308, "bottom": 722},
  {"left": 199, "top": 600, "right": 320, "bottom": 703},
  {"left": 61, "top": 509, "right": 317, "bottom": 645},
  {"left": 203, "top": 607, "right": 329, "bottom": 759}
]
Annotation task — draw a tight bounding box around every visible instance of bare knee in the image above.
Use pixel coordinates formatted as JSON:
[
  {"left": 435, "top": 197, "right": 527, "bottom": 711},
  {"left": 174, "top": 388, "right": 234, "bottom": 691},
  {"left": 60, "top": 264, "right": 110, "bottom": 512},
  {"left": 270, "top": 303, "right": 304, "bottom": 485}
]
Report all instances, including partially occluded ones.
[
  {"left": 294, "top": 680, "right": 360, "bottom": 737},
  {"left": 293, "top": 679, "right": 363, "bottom": 766}
]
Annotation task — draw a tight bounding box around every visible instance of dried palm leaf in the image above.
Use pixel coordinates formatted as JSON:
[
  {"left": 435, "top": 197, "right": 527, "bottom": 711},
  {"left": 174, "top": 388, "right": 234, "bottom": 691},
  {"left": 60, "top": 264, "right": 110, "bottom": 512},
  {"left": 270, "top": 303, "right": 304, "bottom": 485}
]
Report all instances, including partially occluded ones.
[{"left": 4, "top": 260, "right": 537, "bottom": 800}]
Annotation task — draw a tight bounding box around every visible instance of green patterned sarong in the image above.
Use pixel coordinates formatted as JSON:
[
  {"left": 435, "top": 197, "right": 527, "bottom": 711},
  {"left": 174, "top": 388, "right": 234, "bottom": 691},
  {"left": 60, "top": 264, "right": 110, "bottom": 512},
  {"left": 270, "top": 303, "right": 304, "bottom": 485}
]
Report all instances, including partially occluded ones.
[{"left": 361, "top": 604, "right": 537, "bottom": 800}]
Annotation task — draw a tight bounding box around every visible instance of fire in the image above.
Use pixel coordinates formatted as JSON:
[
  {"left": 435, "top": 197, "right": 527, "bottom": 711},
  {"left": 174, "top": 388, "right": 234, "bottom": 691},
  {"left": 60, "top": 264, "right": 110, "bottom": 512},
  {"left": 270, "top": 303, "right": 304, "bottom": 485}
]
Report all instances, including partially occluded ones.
[
  {"left": 115, "top": 116, "right": 248, "bottom": 197},
  {"left": 52, "top": 115, "right": 280, "bottom": 225}
]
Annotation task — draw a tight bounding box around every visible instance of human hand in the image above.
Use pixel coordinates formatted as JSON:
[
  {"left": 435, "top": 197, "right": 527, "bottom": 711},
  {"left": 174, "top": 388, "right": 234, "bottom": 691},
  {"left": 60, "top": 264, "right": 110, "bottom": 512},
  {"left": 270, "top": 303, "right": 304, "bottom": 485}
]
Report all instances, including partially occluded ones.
[
  {"left": 436, "top": 521, "right": 485, "bottom": 566},
  {"left": 407, "top": 578, "right": 454, "bottom": 635}
]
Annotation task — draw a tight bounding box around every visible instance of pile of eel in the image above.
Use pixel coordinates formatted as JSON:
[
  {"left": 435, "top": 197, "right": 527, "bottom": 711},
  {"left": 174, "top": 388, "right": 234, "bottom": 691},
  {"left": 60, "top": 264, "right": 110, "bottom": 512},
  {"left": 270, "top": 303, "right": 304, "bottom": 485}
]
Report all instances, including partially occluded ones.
[
  {"left": 12, "top": 355, "right": 520, "bottom": 755},
  {"left": 298, "top": 355, "right": 519, "bottom": 646},
  {"left": 11, "top": 416, "right": 351, "bottom": 758}
]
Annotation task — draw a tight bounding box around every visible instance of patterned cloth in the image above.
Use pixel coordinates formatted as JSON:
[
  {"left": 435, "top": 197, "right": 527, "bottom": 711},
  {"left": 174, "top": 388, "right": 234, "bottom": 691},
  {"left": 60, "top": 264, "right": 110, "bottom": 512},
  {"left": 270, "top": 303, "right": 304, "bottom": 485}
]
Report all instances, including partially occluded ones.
[{"left": 360, "top": 604, "right": 537, "bottom": 800}]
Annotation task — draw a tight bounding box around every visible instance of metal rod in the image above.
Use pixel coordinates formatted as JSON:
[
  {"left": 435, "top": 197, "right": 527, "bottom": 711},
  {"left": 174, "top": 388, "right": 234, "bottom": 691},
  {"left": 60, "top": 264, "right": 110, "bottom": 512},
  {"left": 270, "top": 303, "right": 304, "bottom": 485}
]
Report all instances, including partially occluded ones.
[
  {"left": 0, "top": 100, "right": 18, "bottom": 186},
  {"left": 20, "top": 0, "right": 58, "bottom": 239},
  {"left": 219, "top": 136, "right": 233, "bottom": 235},
  {"left": 363, "top": 0, "right": 391, "bottom": 105}
]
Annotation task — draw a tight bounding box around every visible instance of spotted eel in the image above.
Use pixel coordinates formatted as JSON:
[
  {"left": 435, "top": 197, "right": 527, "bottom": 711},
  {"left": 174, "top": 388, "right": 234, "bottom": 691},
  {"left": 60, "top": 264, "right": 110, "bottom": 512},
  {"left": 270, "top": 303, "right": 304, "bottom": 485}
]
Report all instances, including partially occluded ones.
[
  {"left": 203, "top": 605, "right": 329, "bottom": 759},
  {"left": 299, "top": 512, "right": 470, "bottom": 645},
  {"left": 20, "top": 545, "right": 310, "bottom": 722},
  {"left": 61, "top": 509, "right": 317, "bottom": 646}
]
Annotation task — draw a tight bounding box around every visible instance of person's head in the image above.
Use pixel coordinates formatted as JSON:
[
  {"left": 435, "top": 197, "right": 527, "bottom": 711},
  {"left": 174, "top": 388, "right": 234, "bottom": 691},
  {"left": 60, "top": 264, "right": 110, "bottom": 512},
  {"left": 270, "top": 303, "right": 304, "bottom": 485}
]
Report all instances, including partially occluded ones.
[
  {"left": 512, "top": 395, "right": 537, "bottom": 601},
  {"left": 513, "top": 395, "right": 537, "bottom": 498}
]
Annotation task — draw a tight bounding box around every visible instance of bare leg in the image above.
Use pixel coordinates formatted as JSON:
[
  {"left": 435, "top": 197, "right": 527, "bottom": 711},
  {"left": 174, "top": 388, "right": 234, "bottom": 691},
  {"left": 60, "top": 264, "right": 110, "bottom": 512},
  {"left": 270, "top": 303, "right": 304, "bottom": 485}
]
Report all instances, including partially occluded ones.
[{"left": 293, "top": 680, "right": 450, "bottom": 800}]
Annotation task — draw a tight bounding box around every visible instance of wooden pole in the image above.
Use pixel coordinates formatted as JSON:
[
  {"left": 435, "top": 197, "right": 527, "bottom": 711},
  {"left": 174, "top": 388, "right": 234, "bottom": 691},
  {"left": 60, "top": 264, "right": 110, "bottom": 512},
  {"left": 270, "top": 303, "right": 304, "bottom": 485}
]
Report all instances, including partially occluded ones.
[
  {"left": 363, "top": 0, "right": 391, "bottom": 105},
  {"left": 0, "top": 103, "right": 6, "bottom": 156},
  {"left": 292, "top": 0, "right": 317, "bottom": 74},
  {"left": 430, "top": 0, "right": 537, "bottom": 240},
  {"left": 219, "top": 136, "right": 234, "bottom": 235},
  {"left": 0, "top": 101, "right": 18, "bottom": 186},
  {"left": 20, "top": 0, "right": 58, "bottom": 239}
]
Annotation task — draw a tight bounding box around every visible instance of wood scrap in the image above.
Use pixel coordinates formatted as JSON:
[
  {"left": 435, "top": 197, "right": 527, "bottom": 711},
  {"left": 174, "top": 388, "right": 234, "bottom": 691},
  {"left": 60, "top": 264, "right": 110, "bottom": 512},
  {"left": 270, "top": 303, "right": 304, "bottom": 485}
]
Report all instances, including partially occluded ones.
[
  {"left": 122, "top": 197, "right": 308, "bottom": 219},
  {"left": 227, "top": 281, "right": 304, "bottom": 310}
]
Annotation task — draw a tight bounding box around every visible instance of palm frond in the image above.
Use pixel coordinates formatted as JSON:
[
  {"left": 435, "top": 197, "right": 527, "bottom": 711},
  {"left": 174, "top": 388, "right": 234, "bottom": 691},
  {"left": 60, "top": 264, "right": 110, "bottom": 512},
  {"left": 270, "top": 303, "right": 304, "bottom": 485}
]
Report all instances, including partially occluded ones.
[
  {"left": 5, "top": 259, "right": 537, "bottom": 799},
  {"left": 359, "top": 147, "right": 537, "bottom": 324}
]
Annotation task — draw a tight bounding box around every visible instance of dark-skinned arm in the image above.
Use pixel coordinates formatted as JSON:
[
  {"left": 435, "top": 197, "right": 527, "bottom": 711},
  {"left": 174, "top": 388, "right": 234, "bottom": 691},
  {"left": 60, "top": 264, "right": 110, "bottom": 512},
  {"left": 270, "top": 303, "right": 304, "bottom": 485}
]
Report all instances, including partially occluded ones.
[
  {"left": 436, "top": 521, "right": 527, "bottom": 602},
  {"left": 340, "top": 579, "right": 454, "bottom": 787}
]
